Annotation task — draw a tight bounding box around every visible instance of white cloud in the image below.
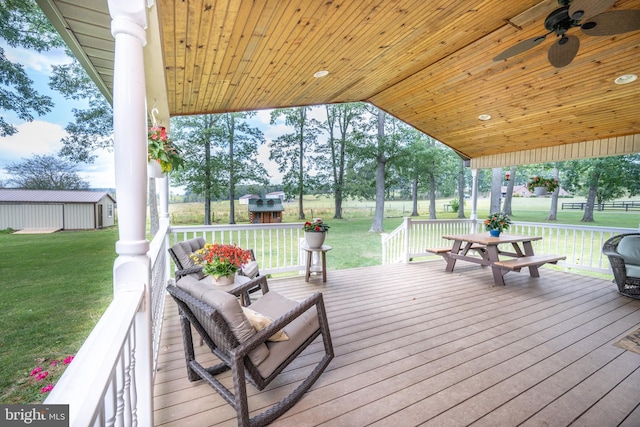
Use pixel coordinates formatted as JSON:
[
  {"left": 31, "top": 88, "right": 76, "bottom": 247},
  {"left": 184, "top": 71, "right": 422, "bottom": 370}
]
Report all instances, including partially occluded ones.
[
  {"left": 0, "top": 120, "right": 116, "bottom": 189},
  {"left": 0, "top": 120, "right": 65, "bottom": 160},
  {"left": 5, "top": 46, "right": 71, "bottom": 73}
]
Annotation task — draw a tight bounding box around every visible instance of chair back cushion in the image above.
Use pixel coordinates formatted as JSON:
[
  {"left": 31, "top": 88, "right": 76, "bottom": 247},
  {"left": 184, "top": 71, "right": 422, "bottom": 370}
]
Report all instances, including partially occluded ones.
[
  {"left": 247, "top": 291, "right": 320, "bottom": 377},
  {"left": 618, "top": 235, "right": 640, "bottom": 266},
  {"left": 171, "top": 237, "right": 206, "bottom": 278},
  {"left": 177, "top": 276, "right": 269, "bottom": 365}
]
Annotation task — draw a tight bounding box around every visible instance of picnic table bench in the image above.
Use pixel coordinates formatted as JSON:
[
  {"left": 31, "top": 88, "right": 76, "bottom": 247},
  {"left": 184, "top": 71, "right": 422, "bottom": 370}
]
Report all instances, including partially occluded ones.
[{"left": 493, "top": 254, "right": 566, "bottom": 271}]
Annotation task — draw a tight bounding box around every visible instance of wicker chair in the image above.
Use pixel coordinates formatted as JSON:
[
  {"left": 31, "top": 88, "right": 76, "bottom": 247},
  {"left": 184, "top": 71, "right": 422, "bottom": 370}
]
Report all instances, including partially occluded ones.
[
  {"left": 167, "top": 277, "right": 334, "bottom": 427},
  {"left": 602, "top": 233, "right": 640, "bottom": 299}
]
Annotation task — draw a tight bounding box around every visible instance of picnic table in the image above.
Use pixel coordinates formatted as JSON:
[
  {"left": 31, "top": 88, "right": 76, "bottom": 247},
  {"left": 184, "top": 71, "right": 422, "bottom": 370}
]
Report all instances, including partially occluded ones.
[{"left": 427, "top": 233, "right": 565, "bottom": 286}]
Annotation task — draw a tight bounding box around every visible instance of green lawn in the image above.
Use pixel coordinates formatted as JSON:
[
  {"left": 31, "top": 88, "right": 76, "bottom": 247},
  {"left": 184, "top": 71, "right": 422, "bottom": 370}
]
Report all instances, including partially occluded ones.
[
  {"left": 0, "top": 228, "right": 117, "bottom": 403},
  {"left": 2, "top": 194, "right": 638, "bottom": 403}
]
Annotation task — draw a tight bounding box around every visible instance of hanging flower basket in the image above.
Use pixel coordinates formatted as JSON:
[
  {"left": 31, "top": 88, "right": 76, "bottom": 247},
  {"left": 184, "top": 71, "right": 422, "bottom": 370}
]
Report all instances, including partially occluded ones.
[
  {"left": 526, "top": 176, "right": 559, "bottom": 195},
  {"left": 148, "top": 126, "right": 184, "bottom": 174}
]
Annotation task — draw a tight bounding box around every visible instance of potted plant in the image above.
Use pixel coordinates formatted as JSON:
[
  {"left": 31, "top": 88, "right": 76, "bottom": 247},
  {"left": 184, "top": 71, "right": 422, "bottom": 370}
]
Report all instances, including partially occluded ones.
[
  {"left": 484, "top": 212, "right": 511, "bottom": 237},
  {"left": 303, "top": 218, "right": 330, "bottom": 249},
  {"left": 526, "top": 176, "right": 559, "bottom": 196},
  {"left": 148, "top": 126, "right": 183, "bottom": 177},
  {"left": 189, "top": 243, "right": 252, "bottom": 285}
]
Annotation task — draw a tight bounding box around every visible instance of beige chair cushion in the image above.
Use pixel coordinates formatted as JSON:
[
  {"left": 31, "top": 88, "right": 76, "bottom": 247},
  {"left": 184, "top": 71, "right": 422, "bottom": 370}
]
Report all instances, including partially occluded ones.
[
  {"left": 248, "top": 292, "right": 320, "bottom": 377},
  {"left": 177, "top": 276, "right": 269, "bottom": 366}
]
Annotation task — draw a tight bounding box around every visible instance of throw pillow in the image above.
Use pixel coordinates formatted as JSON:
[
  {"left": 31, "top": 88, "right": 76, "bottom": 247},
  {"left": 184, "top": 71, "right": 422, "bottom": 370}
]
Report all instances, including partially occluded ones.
[{"left": 241, "top": 307, "right": 289, "bottom": 342}]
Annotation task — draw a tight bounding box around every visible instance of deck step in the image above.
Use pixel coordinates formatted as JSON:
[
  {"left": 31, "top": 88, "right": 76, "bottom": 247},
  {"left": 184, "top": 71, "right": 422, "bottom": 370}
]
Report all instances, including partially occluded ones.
[{"left": 494, "top": 254, "right": 566, "bottom": 270}]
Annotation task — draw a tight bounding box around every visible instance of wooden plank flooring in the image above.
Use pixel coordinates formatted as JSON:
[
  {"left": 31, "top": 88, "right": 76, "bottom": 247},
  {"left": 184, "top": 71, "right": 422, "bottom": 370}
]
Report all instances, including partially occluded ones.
[{"left": 153, "top": 261, "right": 640, "bottom": 426}]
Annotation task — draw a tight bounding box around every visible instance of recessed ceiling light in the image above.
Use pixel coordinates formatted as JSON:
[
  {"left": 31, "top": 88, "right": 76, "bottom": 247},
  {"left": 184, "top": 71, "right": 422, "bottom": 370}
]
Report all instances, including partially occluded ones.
[
  {"left": 313, "top": 70, "right": 329, "bottom": 78},
  {"left": 478, "top": 114, "right": 492, "bottom": 121},
  {"left": 614, "top": 74, "right": 637, "bottom": 85}
]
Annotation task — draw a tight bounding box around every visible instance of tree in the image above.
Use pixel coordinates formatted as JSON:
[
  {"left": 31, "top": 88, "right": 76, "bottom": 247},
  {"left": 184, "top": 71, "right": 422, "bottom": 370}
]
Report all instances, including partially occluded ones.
[
  {"left": 214, "top": 112, "right": 268, "bottom": 224},
  {"left": 490, "top": 168, "right": 502, "bottom": 213},
  {"left": 0, "top": 0, "right": 63, "bottom": 137},
  {"left": 563, "top": 156, "right": 637, "bottom": 222},
  {"left": 348, "top": 108, "right": 408, "bottom": 232},
  {"left": 546, "top": 164, "right": 561, "bottom": 221},
  {"left": 321, "top": 103, "right": 364, "bottom": 219},
  {"left": 50, "top": 60, "right": 113, "bottom": 163},
  {"left": 269, "top": 107, "right": 319, "bottom": 220},
  {"left": 502, "top": 166, "right": 516, "bottom": 216},
  {"left": 171, "top": 115, "right": 224, "bottom": 224},
  {"left": 456, "top": 159, "right": 467, "bottom": 219},
  {"left": 4, "top": 154, "right": 89, "bottom": 189}
]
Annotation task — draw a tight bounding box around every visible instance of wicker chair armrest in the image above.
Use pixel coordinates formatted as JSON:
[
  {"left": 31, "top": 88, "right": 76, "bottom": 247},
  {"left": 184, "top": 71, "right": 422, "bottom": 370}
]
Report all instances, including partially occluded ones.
[
  {"left": 229, "top": 275, "right": 269, "bottom": 298},
  {"left": 233, "top": 291, "right": 324, "bottom": 357}
]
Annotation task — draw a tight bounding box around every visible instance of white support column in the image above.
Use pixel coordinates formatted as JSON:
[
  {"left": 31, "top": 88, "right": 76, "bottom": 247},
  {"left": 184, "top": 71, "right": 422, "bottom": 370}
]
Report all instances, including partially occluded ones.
[
  {"left": 158, "top": 176, "right": 169, "bottom": 222},
  {"left": 108, "top": 0, "right": 153, "bottom": 425},
  {"left": 471, "top": 169, "right": 479, "bottom": 233}
]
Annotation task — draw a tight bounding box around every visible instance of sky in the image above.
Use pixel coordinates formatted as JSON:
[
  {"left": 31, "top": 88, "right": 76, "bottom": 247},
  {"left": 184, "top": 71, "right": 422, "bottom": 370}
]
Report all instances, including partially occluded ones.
[{"left": 0, "top": 44, "right": 310, "bottom": 189}]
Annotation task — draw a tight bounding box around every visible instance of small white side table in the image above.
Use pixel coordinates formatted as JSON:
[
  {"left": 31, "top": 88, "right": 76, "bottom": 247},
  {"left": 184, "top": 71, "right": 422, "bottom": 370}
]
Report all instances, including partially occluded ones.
[{"left": 302, "top": 244, "right": 332, "bottom": 283}]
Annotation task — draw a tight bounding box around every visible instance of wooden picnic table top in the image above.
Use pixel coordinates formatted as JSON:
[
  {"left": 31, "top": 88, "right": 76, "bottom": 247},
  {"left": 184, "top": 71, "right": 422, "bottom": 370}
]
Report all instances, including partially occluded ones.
[{"left": 442, "top": 233, "right": 543, "bottom": 245}]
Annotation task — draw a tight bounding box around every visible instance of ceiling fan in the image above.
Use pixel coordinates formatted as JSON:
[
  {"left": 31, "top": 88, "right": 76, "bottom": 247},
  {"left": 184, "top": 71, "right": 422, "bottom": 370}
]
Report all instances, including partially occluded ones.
[{"left": 493, "top": 0, "right": 640, "bottom": 68}]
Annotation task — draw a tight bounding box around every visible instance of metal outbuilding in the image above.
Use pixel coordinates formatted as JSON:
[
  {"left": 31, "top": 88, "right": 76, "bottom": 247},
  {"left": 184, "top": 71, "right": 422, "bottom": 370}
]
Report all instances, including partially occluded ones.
[{"left": 0, "top": 189, "right": 116, "bottom": 231}]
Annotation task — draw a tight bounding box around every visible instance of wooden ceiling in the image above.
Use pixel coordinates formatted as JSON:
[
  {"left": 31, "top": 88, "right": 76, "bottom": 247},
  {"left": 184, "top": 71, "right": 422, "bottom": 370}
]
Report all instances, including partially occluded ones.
[{"left": 38, "top": 0, "right": 640, "bottom": 165}]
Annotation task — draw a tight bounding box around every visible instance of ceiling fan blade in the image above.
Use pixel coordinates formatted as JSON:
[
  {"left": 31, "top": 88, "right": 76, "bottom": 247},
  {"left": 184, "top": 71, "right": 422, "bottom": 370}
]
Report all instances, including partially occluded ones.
[
  {"left": 568, "top": 0, "right": 616, "bottom": 21},
  {"left": 581, "top": 10, "right": 640, "bottom": 36},
  {"left": 548, "top": 35, "right": 580, "bottom": 68},
  {"left": 493, "top": 35, "right": 546, "bottom": 61}
]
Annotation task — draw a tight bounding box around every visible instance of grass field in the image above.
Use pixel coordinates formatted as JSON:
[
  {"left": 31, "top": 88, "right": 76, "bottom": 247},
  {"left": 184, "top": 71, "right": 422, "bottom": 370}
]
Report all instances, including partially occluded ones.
[
  {"left": 0, "top": 229, "right": 118, "bottom": 403},
  {"left": 2, "top": 194, "right": 638, "bottom": 403}
]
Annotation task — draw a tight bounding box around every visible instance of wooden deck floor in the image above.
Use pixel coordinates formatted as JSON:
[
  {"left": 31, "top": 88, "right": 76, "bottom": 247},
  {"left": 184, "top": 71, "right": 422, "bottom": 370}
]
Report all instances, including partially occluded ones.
[{"left": 154, "top": 261, "right": 640, "bottom": 426}]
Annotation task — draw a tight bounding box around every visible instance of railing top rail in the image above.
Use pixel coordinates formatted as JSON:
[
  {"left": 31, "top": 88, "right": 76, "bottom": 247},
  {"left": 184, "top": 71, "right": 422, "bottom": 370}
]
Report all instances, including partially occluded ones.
[
  {"left": 510, "top": 221, "right": 636, "bottom": 233},
  {"left": 170, "top": 222, "right": 306, "bottom": 233}
]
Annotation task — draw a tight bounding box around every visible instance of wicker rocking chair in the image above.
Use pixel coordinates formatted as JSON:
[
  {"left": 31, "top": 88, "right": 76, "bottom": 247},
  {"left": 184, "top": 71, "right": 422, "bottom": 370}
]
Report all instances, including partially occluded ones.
[
  {"left": 167, "top": 277, "right": 334, "bottom": 427},
  {"left": 602, "top": 233, "right": 640, "bottom": 299}
]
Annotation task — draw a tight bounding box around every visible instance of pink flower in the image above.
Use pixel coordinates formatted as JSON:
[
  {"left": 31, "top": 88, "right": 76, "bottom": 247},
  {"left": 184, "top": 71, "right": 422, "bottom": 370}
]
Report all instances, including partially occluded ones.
[
  {"left": 50, "top": 360, "right": 58, "bottom": 367},
  {"left": 36, "top": 371, "right": 49, "bottom": 381},
  {"left": 63, "top": 355, "right": 74, "bottom": 364},
  {"left": 40, "top": 384, "right": 54, "bottom": 394},
  {"left": 30, "top": 366, "right": 43, "bottom": 377}
]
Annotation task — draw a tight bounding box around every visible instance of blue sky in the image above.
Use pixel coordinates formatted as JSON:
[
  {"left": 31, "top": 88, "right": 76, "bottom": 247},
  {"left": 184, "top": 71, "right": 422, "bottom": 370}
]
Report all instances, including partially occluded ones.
[{"left": 0, "top": 44, "right": 300, "bottom": 188}]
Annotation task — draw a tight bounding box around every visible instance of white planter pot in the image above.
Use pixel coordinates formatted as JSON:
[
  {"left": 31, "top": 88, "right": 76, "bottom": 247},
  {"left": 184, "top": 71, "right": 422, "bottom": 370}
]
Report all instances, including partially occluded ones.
[
  {"left": 148, "top": 160, "right": 165, "bottom": 178},
  {"left": 533, "top": 186, "right": 547, "bottom": 196},
  {"left": 304, "top": 231, "right": 326, "bottom": 249},
  {"left": 206, "top": 273, "right": 235, "bottom": 286}
]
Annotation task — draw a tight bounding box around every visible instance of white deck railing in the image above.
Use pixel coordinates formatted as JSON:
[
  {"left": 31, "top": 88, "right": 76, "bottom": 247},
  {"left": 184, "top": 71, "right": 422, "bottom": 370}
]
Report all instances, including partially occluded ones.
[{"left": 382, "top": 217, "right": 636, "bottom": 274}]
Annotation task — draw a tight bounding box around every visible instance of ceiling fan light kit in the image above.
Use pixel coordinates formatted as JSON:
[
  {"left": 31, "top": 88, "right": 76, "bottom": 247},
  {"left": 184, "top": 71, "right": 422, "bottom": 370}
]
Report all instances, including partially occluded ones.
[{"left": 493, "top": 0, "right": 640, "bottom": 68}]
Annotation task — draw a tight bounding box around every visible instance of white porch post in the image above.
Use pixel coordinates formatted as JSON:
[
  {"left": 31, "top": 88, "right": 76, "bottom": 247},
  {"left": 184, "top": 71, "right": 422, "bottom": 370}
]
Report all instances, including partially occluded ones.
[
  {"left": 158, "top": 176, "right": 169, "bottom": 222},
  {"left": 471, "top": 168, "right": 479, "bottom": 232},
  {"left": 108, "top": 0, "right": 153, "bottom": 425}
]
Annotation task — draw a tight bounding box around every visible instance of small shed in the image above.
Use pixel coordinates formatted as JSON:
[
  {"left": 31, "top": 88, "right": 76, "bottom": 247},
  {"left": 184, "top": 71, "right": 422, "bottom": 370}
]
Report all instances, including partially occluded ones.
[
  {"left": 248, "top": 198, "right": 284, "bottom": 224},
  {"left": 0, "top": 189, "right": 116, "bottom": 231}
]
